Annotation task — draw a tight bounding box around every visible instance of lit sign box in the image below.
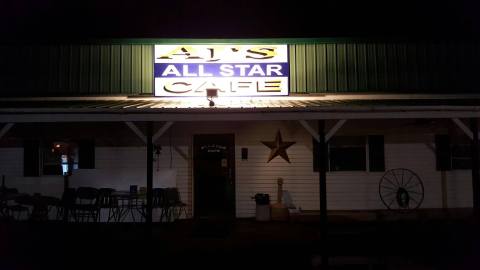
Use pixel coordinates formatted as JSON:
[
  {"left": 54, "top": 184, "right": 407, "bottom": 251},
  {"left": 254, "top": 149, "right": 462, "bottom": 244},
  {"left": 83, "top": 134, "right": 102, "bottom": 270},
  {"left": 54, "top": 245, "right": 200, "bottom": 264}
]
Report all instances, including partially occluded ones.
[{"left": 154, "top": 45, "right": 289, "bottom": 97}]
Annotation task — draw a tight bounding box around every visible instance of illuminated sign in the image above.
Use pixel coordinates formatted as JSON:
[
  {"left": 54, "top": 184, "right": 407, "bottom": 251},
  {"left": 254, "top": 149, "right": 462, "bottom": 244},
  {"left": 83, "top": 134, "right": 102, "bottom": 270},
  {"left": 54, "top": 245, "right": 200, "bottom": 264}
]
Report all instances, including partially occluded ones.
[{"left": 154, "top": 45, "right": 289, "bottom": 97}]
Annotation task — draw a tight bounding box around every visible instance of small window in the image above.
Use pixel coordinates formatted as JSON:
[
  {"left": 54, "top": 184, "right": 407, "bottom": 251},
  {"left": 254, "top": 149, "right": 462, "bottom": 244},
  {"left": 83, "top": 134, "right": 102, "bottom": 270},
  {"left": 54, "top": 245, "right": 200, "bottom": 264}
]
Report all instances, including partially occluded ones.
[
  {"left": 328, "top": 136, "right": 366, "bottom": 171},
  {"left": 368, "top": 135, "right": 385, "bottom": 172},
  {"left": 435, "top": 134, "right": 477, "bottom": 171},
  {"left": 313, "top": 135, "right": 384, "bottom": 172},
  {"left": 451, "top": 144, "right": 471, "bottom": 170},
  {"left": 42, "top": 141, "right": 79, "bottom": 175}
]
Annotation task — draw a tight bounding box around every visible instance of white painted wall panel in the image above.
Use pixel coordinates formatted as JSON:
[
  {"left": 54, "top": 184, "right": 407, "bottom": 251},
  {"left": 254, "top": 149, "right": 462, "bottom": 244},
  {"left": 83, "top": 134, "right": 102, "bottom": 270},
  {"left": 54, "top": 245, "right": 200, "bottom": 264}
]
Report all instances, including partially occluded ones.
[
  {"left": 0, "top": 120, "right": 475, "bottom": 220},
  {"left": 0, "top": 146, "right": 190, "bottom": 221},
  {"left": 446, "top": 170, "right": 473, "bottom": 208}
]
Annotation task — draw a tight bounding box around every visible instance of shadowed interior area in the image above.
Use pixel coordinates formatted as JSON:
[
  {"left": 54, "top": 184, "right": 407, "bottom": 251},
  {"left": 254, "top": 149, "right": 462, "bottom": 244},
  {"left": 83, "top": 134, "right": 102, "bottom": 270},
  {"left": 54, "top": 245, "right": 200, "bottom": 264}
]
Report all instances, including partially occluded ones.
[{"left": 1, "top": 210, "right": 479, "bottom": 270}]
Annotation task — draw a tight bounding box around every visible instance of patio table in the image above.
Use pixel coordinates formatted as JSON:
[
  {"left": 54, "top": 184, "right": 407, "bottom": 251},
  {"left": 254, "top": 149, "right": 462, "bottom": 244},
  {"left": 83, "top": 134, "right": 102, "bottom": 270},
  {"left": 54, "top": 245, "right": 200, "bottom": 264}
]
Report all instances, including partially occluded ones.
[
  {"left": 0, "top": 193, "right": 30, "bottom": 219},
  {"left": 14, "top": 195, "right": 60, "bottom": 221},
  {"left": 112, "top": 191, "right": 146, "bottom": 223}
]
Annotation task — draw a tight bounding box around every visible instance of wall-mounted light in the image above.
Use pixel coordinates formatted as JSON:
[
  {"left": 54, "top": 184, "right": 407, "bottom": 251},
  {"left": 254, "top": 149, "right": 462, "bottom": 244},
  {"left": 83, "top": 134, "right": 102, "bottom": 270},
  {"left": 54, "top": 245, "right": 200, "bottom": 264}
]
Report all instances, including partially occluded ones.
[
  {"left": 52, "top": 142, "right": 68, "bottom": 153},
  {"left": 206, "top": 88, "right": 218, "bottom": 107},
  {"left": 154, "top": 145, "right": 162, "bottom": 171},
  {"left": 155, "top": 145, "right": 162, "bottom": 155},
  {"left": 153, "top": 145, "right": 162, "bottom": 161}
]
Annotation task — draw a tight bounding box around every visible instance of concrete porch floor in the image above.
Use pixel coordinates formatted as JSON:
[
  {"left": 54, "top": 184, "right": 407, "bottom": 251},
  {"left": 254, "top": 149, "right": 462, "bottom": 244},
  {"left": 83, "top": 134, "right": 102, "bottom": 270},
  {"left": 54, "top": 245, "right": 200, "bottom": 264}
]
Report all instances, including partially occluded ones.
[{"left": 1, "top": 209, "right": 479, "bottom": 270}]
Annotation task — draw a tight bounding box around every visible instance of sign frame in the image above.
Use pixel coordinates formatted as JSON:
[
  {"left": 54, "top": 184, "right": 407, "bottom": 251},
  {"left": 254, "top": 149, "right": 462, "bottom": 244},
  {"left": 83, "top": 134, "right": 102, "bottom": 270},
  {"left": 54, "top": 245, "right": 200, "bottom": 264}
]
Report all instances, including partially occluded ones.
[{"left": 153, "top": 44, "right": 289, "bottom": 97}]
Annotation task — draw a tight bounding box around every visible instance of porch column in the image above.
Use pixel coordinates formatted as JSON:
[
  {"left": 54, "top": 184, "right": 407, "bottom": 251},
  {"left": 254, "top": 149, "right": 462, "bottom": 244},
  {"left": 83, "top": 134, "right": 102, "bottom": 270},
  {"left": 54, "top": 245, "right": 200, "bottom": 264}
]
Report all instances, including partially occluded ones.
[
  {"left": 318, "top": 120, "right": 328, "bottom": 267},
  {"left": 146, "top": 122, "right": 153, "bottom": 227},
  {"left": 63, "top": 174, "right": 69, "bottom": 223},
  {"left": 471, "top": 118, "right": 480, "bottom": 212}
]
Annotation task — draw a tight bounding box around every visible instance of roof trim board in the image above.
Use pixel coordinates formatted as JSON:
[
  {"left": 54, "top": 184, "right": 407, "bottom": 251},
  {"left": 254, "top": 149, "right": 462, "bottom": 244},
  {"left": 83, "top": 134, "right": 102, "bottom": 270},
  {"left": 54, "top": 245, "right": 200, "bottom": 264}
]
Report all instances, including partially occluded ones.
[{"left": 1, "top": 109, "right": 480, "bottom": 123}]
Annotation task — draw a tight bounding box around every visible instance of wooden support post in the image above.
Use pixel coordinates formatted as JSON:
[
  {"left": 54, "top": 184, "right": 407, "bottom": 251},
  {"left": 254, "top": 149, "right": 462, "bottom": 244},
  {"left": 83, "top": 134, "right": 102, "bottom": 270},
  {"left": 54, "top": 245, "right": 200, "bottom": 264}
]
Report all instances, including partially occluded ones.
[
  {"left": 318, "top": 119, "right": 328, "bottom": 268},
  {"left": 441, "top": 171, "right": 448, "bottom": 210},
  {"left": 63, "top": 175, "right": 69, "bottom": 223},
  {"left": 146, "top": 122, "right": 153, "bottom": 231},
  {"left": 471, "top": 118, "right": 479, "bottom": 212}
]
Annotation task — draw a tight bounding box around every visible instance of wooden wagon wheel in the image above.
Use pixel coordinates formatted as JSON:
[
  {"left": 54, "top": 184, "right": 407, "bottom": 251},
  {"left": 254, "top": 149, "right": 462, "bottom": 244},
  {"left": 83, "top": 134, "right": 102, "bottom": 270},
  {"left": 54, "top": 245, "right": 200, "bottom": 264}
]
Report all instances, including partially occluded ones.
[{"left": 379, "top": 168, "right": 424, "bottom": 210}]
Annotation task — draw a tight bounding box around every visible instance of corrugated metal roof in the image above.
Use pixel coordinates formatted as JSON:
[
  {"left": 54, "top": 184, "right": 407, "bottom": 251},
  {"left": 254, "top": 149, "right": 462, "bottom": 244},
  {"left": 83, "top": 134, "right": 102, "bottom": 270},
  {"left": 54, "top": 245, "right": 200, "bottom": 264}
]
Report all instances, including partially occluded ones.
[{"left": 0, "top": 95, "right": 480, "bottom": 113}]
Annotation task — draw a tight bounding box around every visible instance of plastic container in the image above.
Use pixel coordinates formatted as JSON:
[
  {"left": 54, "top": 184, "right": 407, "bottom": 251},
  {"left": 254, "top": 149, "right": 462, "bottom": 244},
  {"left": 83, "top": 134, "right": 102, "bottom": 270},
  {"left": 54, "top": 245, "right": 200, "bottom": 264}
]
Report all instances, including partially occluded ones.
[
  {"left": 253, "top": 193, "right": 271, "bottom": 221},
  {"left": 256, "top": 204, "right": 271, "bottom": 221}
]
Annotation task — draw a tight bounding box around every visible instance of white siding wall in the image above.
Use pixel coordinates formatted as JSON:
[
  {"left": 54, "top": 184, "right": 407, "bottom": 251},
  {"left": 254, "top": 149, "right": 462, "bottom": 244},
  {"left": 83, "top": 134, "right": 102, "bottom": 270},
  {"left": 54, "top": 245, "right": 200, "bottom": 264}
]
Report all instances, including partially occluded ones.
[
  {"left": 446, "top": 170, "right": 473, "bottom": 208},
  {"left": 0, "top": 120, "right": 474, "bottom": 219},
  {"left": 234, "top": 121, "right": 471, "bottom": 217},
  {"left": 235, "top": 121, "right": 320, "bottom": 217},
  {"left": 0, "top": 147, "right": 190, "bottom": 221},
  {"left": 385, "top": 143, "right": 442, "bottom": 208}
]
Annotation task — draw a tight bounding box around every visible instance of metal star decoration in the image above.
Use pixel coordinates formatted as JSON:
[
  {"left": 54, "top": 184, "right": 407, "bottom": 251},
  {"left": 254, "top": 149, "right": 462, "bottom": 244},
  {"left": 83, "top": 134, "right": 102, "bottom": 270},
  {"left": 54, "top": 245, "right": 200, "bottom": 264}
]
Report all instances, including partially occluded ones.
[{"left": 261, "top": 131, "right": 296, "bottom": 163}]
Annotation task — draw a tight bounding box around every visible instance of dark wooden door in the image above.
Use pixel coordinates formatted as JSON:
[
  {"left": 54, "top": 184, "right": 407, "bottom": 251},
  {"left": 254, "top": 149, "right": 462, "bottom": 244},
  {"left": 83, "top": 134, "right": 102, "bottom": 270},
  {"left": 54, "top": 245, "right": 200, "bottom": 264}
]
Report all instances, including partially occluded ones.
[{"left": 194, "top": 134, "right": 235, "bottom": 220}]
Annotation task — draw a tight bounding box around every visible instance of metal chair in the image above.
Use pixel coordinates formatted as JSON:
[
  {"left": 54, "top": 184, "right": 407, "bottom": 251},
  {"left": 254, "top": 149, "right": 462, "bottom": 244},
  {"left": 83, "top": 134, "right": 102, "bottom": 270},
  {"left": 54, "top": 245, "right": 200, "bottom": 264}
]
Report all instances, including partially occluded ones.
[
  {"left": 152, "top": 188, "right": 171, "bottom": 222},
  {"left": 56, "top": 188, "right": 76, "bottom": 221},
  {"left": 97, "top": 188, "right": 117, "bottom": 222},
  {"left": 73, "top": 187, "right": 99, "bottom": 222},
  {"left": 0, "top": 198, "right": 7, "bottom": 219},
  {"left": 2, "top": 189, "right": 30, "bottom": 220},
  {"left": 6, "top": 204, "right": 30, "bottom": 220},
  {"left": 22, "top": 194, "right": 50, "bottom": 221},
  {"left": 128, "top": 188, "right": 146, "bottom": 223},
  {"left": 166, "top": 188, "right": 188, "bottom": 220},
  {"left": 0, "top": 189, "right": 11, "bottom": 218}
]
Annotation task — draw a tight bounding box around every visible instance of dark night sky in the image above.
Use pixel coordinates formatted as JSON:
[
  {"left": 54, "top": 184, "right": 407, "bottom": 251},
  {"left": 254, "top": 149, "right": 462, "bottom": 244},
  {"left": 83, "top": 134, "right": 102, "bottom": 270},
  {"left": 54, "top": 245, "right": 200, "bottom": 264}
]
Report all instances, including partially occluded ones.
[{"left": 0, "top": 0, "right": 479, "bottom": 40}]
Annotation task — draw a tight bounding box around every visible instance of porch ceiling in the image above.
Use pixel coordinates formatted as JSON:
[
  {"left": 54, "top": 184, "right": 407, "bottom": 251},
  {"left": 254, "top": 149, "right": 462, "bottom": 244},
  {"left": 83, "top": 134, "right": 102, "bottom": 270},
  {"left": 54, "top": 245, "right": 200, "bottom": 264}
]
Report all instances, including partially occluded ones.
[{"left": 1, "top": 94, "right": 480, "bottom": 122}]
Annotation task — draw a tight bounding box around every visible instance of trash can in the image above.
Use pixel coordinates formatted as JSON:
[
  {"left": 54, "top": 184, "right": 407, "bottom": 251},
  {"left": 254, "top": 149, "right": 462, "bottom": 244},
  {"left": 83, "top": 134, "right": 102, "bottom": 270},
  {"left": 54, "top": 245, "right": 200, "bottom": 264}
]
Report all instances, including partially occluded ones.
[{"left": 252, "top": 193, "right": 270, "bottom": 221}]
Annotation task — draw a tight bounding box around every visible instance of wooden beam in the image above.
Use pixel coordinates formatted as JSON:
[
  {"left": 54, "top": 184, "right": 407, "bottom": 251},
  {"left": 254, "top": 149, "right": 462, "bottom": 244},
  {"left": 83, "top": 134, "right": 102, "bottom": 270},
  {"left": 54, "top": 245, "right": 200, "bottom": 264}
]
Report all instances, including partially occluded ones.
[
  {"left": 299, "top": 119, "right": 347, "bottom": 143},
  {"left": 452, "top": 118, "right": 473, "bottom": 140},
  {"left": 0, "top": 123, "right": 14, "bottom": 140},
  {"left": 125, "top": 121, "right": 147, "bottom": 144},
  {"left": 4, "top": 110, "right": 480, "bottom": 123},
  {"left": 325, "top": 119, "right": 347, "bottom": 142},
  {"left": 318, "top": 119, "right": 329, "bottom": 268},
  {"left": 153, "top": 121, "right": 174, "bottom": 142},
  {"left": 298, "top": 120, "right": 319, "bottom": 142},
  {"left": 471, "top": 118, "right": 480, "bottom": 211},
  {"left": 174, "top": 146, "right": 188, "bottom": 161},
  {"left": 425, "top": 143, "right": 435, "bottom": 154},
  {"left": 441, "top": 171, "right": 448, "bottom": 209},
  {"left": 63, "top": 175, "right": 70, "bottom": 223},
  {"left": 146, "top": 122, "right": 153, "bottom": 230}
]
